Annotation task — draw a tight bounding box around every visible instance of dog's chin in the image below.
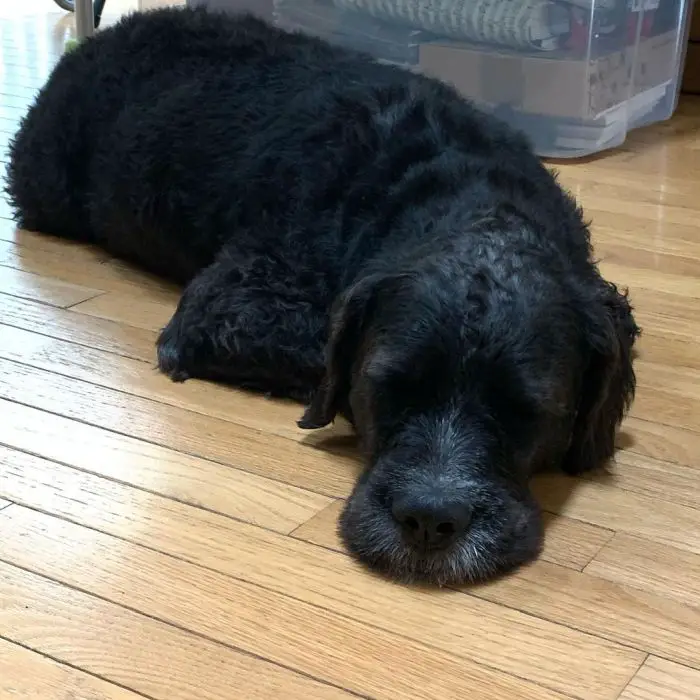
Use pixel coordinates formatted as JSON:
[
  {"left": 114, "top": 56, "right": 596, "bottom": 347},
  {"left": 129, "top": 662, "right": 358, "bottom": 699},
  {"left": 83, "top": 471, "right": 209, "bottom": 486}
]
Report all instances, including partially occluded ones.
[{"left": 338, "top": 484, "right": 543, "bottom": 587}]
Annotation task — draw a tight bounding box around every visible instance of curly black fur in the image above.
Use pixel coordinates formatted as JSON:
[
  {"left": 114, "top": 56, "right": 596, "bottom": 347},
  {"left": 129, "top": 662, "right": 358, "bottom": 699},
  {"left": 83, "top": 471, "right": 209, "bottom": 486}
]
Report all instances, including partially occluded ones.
[{"left": 5, "top": 7, "right": 640, "bottom": 585}]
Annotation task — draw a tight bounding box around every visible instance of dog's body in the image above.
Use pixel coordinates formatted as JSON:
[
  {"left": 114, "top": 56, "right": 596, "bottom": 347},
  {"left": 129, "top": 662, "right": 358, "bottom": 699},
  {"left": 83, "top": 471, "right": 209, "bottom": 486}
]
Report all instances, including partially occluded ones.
[{"left": 6, "top": 7, "right": 639, "bottom": 585}]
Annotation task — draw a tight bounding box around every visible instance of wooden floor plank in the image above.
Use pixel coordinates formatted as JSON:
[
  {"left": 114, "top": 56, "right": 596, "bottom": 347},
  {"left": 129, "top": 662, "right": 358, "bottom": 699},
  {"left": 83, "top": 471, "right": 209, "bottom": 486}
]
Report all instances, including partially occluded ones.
[
  {"left": 0, "top": 563, "right": 357, "bottom": 700},
  {"left": 591, "top": 218, "right": 700, "bottom": 260},
  {"left": 21, "top": 283, "right": 700, "bottom": 423},
  {"left": 0, "top": 440, "right": 331, "bottom": 535},
  {"left": 0, "top": 321, "right": 343, "bottom": 444},
  {"left": 3, "top": 301, "right": 696, "bottom": 470},
  {"left": 71, "top": 290, "right": 176, "bottom": 331},
  {"left": 630, "top": 366, "right": 700, "bottom": 433},
  {"left": 4, "top": 227, "right": 699, "bottom": 374},
  {"left": 585, "top": 533, "right": 700, "bottom": 610},
  {"left": 531, "top": 474, "right": 700, "bottom": 556},
  {"left": 0, "top": 114, "right": 22, "bottom": 133},
  {"left": 0, "top": 292, "right": 159, "bottom": 361},
  {"left": 0, "top": 354, "right": 358, "bottom": 497},
  {"left": 1, "top": 281, "right": 697, "bottom": 454},
  {"left": 617, "top": 289, "right": 700, "bottom": 344},
  {"left": 0, "top": 89, "right": 45, "bottom": 111},
  {"left": 0, "top": 81, "right": 41, "bottom": 101},
  {"left": 619, "top": 416, "right": 700, "bottom": 468},
  {"left": 0, "top": 498, "right": 12, "bottom": 510},
  {"left": 0, "top": 102, "right": 36, "bottom": 126},
  {"left": 582, "top": 198, "right": 700, "bottom": 230},
  {"left": 0, "top": 487, "right": 644, "bottom": 700},
  {"left": 292, "top": 501, "right": 700, "bottom": 670},
  {"left": 0, "top": 506, "right": 580, "bottom": 700},
  {"left": 618, "top": 657, "right": 700, "bottom": 700},
  {"left": 0, "top": 399, "right": 331, "bottom": 531},
  {"left": 0, "top": 67, "right": 50, "bottom": 92},
  {"left": 0, "top": 218, "right": 20, "bottom": 243},
  {"left": 0, "top": 238, "right": 181, "bottom": 300},
  {"left": 574, "top": 178, "right": 700, "bottom": 214},
  {"left": 470, "top": 557, "right": 700, "bottom": 673},
  {"left": 636, "top": 362, "right": 700, "bottom": 401},
  {"left": 562, "top": 168, "right": 700, "bottom": 207},
  {"left": 0, "top": 265, "right": 105, "bottom": 307},
  {"left": 0, "top": 405, "right": 616, "bottom": 573},
  {"left": 594, "top": 240, "right": 700, "bottom": 278},
  {"left": 634, "top": 333, "right": 700, "bottom": 371},
  {"left": 0, "top": 637, "right": 143, "bottom": 700},
  {"left": 589, "top": 452, "right": 700, "bottom": 511},
  {"left": 0, "top": 192, "right": 16, "bottom": 219}
]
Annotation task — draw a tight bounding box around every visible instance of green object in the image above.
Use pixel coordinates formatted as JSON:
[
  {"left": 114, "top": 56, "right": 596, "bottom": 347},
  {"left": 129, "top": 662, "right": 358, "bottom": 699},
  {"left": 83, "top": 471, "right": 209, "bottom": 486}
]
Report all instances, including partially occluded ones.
[{"left": 64, "top": 38, "right": 81, "bottom": 53}]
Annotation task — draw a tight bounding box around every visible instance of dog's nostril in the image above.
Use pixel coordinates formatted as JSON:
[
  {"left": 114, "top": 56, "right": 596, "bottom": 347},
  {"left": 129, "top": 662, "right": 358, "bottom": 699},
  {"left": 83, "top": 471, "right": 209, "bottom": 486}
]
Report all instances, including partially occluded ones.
[
  {"left": 436, "top": 521, "right": 455, "bottom": 535},
  {"left": 392, "top": 498, "right": 471, "bottom": 549}
]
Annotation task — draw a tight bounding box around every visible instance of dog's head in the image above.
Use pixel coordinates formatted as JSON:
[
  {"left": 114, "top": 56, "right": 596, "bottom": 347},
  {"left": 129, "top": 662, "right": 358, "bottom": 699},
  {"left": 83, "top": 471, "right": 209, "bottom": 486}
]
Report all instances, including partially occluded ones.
[{"left": 299, "top": 243, "right": 638, "bottom": 586}]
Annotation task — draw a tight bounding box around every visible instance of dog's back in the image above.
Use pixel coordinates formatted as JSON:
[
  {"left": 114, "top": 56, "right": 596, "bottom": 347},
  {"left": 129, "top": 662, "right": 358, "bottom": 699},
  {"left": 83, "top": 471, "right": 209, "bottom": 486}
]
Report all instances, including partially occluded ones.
[
  {"left": 6, "top": 8, "right": 403, "bottom": 281},
  {"left": 6, "top": 6, "right": 586, "bottom": 285}
]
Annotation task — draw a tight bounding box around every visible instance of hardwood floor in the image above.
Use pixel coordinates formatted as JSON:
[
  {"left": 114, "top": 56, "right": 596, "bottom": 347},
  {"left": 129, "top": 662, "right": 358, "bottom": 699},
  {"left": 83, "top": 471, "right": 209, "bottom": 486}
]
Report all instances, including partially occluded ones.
[{"left": 1, "top": 3, "right": 699, "bottom": 699}]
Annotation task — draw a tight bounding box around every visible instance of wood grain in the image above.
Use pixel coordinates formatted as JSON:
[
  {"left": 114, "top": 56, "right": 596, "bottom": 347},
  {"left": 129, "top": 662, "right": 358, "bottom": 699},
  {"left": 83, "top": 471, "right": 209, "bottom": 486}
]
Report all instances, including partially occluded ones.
[
  {"left": 0, "top": 217, "right": 21, "bottom": 243},
  {"left": 55, "top": 288, "right": 700, "bottom": 433},
  {"left": 470, "top": 557, "right": 700, "bottom": 671},
  {"left": 595, "top": 240, "right": 700, "bottom": 278},
  {"left": 0, "top": 321, "right": 354, "bottom": 444},
  {"left": 0, "top": 191, "right": 15, "bottom": 218},
  {"left": 0, "top": 320, "right": 693, "bottom": 493},
  {"left": 71, "top": 290, "right": 177, "bottom": 330},
  {"left": 618, "top": 657, "right": 700, "bottom": 700},
  {"left": 585, "top": 533, "right": 700, "bottom": 609},
  {"left": 591, "top": 451, "right": 700, "bottom": 511},
  {"left": 615, "top": 288, "right": 700, "bottom": 343},
  {"left": 632, "top": 362, "right": 700, "bottom": 431},
  {"left": 0, "top": 477, "right": 643, "bottom": 699},
  {"left": 0, "top": 265, "right": 104, "bottom": 307},
  {"left": 0, "top": 637, "right": 143, "bottom": 700},
  {"left": 0, "top": 354, "right": 359, "bottom": 497},
  {"left": 292, "top": 500, "right": 700, "bottom": 673},
  {"left": 0, "top": 399, "right": 330, "bottom": 530},
  {"left": 0, "top": 440, "right": 332, "bottom": 535},
  {"left": 634, "top": 332, "right": 700, "bottom": 371},
  {"left": 0, "top": 238, "right": 181, "bottom": 301},
  {"left": 0, "top": 292, "right": 159, "bottom": 361},
  {"left": 619, "top": 416, "right": 700, "bottom": 467},
  {"left": 531, "top": 474, "right": 700, "bottom": 556},
  {"left": 0, "top": 506, "right": 580, "bottom": 700},
  {"left": 0, "top": 563, "right": 357, "bottom": 700}
]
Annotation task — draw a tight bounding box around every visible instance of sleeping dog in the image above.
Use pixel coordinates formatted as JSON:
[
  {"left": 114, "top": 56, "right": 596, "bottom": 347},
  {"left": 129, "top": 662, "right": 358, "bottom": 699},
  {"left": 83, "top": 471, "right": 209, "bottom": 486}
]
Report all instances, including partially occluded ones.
[{"left": 5, "top": 7, "right": 639, "bottom": 585}]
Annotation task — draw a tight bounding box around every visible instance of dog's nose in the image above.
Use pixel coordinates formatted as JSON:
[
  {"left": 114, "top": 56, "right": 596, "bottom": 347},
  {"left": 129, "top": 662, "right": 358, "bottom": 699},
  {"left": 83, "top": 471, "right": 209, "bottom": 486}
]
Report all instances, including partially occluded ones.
[{"left": 392, "top": 497, "right": 472, "bottom": 550}]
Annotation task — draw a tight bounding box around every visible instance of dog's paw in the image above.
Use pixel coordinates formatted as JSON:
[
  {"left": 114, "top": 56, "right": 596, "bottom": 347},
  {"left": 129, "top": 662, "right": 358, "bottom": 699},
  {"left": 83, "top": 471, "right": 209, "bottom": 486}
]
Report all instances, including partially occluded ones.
[{"left": 156, "top": 318, "right": 194, "bottom": 383}]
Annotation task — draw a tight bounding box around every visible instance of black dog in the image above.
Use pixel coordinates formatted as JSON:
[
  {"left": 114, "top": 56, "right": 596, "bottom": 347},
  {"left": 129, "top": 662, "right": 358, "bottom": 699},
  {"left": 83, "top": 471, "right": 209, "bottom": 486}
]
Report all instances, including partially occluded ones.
[{"left": 5, "top": 7, "right": 639, "bottom": 585}]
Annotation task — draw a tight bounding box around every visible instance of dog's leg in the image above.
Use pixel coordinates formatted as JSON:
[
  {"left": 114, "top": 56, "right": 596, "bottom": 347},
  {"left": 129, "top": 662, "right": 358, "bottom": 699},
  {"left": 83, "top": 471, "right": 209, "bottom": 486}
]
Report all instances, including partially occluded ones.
[{"left": 156, "top": 249, "right": 328, "bottom": 402}]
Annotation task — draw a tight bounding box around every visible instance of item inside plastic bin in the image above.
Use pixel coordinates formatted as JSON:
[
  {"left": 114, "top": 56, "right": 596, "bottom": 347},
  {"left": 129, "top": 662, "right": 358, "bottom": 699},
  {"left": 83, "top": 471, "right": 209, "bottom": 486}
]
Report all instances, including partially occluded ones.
[
  {"left": 190, "top": 0, "right": 691, "bottom": 156},
  {"left": 275, "top": 0, "right": 654, "bottom": 56}
]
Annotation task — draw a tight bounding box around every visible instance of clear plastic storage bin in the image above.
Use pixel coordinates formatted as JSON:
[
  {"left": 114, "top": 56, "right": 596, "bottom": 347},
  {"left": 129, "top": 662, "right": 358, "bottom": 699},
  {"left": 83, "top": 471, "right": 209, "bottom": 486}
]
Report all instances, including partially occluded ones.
[{"left": 189, "top": 0, "right": 693, "bottom": 157}]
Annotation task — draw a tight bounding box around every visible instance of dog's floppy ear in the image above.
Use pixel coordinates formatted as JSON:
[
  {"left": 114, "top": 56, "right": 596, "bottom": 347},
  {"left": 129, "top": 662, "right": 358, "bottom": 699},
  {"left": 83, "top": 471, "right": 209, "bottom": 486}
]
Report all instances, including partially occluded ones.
[
  {"left": 298, "top": 272, "right": 400, "bottom": 430},
  {"left": 564, "top": 277, "right": 640, "bottom": 474}
]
